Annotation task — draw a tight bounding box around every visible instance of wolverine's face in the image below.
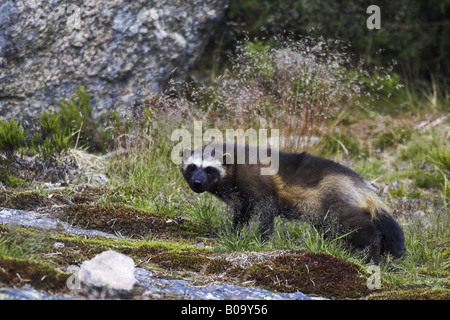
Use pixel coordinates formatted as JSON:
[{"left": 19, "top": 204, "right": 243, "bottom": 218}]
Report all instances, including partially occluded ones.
[
  {"left": 181, "top": 147, "right": 227, "bottom": 193},
  {"left": 182, "top": 163, "right": 222, "bottom": 193}
]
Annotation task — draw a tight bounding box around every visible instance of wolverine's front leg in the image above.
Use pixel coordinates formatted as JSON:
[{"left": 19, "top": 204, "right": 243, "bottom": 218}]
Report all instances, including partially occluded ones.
[
  {"left": 232, "top": 198, "right": 252, "bottom": 231},
  {"left": 231, "top": 197, "right": 278, "bottom": 242}
]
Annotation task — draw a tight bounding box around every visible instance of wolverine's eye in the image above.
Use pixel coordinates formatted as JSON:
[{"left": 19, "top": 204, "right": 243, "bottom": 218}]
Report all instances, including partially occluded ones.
[
  {"left": 187, "top": 164, "right": 197, "bottom": 172},
  {"left": 205, "top": 167, "right": 215, "bottom": 175}
]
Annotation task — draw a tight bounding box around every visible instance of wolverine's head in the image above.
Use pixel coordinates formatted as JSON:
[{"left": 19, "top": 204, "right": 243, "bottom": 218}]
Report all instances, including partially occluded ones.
[{"left": 181, "top": 146, "right": 230, "bottom": 193}]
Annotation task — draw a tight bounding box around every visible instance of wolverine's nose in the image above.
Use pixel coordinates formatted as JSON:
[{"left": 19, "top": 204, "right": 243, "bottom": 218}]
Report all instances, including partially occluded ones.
[{"left": 193, "top": 179, "right": 202, "bottom": 188}]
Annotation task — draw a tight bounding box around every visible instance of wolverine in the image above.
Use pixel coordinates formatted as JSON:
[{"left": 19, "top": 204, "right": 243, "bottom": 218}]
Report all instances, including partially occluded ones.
[{"left": 181, "top": 143, "right": 405, "bottom": 264}]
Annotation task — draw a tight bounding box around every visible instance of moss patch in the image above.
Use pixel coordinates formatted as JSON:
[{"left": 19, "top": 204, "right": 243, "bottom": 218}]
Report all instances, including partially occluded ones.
[
  {"left": 71, "top": 194, "right": 94, "bottom": 204},
  {"left": 44, "top": 232, "right": 212, "bottom": 273},
  {"left": 151, "top": 251, "right": 210, "bottom": 272},
  {"left": 0, "top": 222, "right": 373, "bottom": 299},
  {"left": 205, "top": 257, "right": 233, "bottom": 275},
  {"left": 239, "top": 251, "right": 370, "bottom": 299},
  {"left": 367, "top": 288, "right": 450, "bottom": 300},
  {"left": 3, "top": 220, "right": 448, "bottom": 300},
  {"left": 0, "top": 255, "right": 69, "bottom": 293},
  {"left": 1, "top": 192, "right": 54, "bottom": 211},
  {"left": 60, "top": 203, "right": 209, "bottom": 239}
]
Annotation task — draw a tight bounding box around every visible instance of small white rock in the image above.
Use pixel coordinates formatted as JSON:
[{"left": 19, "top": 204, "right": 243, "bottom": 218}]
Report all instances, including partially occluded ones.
[
  {"left": 79, "top": 250, "right": 136, "bottom": 290},
  {"left": 53, "top": 242, "right": 65, "bottom": 249}
]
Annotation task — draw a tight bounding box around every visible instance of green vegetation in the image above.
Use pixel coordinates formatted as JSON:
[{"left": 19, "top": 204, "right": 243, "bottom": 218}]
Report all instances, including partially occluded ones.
[
  {"left": 209, "top": 0, "right": 450, "bottom": 82},
  {"left": 0, "top": 32, "right": 448, "bottom": 299},
  {"left": 0, "top": 255, "right": 69, "bottom": 293},
  {"left": 381, "top": 207, "right": 450, "bottom": 291},
  {"left": 59, "top": 86, "right": 113, "bottom": 152},
  {"left": 373, "top": 126, "right": 413, "bottom": 151},
  {"left": 0, "top": 86, "right": 119, "bottom": 186},
  {"left": 320, "top": 131, "right": 367, "bottom": 158},
  {"left": 33, "top": 111, "right": 72, "bottom": 164},
  {"left": 0, "top": 118, "right": 25, "bottom": 162},
  {"left": 0, "top": 119, "right": 27, "bottom": 187}
]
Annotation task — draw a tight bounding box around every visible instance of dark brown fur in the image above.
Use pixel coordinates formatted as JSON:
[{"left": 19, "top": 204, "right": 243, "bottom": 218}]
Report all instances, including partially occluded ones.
[{"left": 181, "top": 143, "right": 405, "bottom": 264}]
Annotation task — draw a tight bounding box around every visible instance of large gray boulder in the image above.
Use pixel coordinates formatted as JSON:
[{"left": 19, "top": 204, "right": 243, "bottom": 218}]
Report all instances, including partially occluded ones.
[{"left": 0, "top": 0, "right": 228, "bottom": 120}]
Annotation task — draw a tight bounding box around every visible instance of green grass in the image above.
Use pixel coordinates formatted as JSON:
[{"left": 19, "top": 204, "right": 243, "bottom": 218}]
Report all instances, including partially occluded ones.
[
  {"left": 183, "top": 193, "right": 226, "bottom": 227},
  {"left": 177, "top": 195, "right": 365, "bottom": 263},
  {"left": 0, "top": 235, "right": 34, "bottom": 259},
  {"left": 381, "top": 207, "right": 449, "bottom": 289},
  {"left": 369, "top": 77, "right": 449, "bottom": 116},
  {"left": 182, "top": 191, "right": 449, "bottom": 292},
  {"left": 396, "top": 129, "right": 449, "bottom": 205},
  {"left": 104, "top": 114, "right": 186, "bottom": 216},
  {"left": 319, "top": 131, "right": 368, "bottom": 159},
  {"left": 373, "top": 126, "right": 414, "bottom": 151},
  {"left": 0, "top": 226, "right": 46, "bottom": 259},
  {"left": 0, "top": 118, "right": 25, "bottom": 160},
  {"left": 98, "top": 82, "right": 448, "bottom": 298}
]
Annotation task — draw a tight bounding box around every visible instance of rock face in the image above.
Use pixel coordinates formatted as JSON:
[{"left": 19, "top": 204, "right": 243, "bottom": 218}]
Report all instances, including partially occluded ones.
[
  {"left": 0, "top": 0, "right": 228, "bottom": 120},
  {"left": 79, "top": 250, "right": 136, "bottom": 290}
]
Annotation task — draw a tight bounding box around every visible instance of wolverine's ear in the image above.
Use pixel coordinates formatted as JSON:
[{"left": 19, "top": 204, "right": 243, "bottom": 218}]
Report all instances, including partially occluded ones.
[
  {"left": 223, "top": 152, "right": 232, "bottom": 165},
  {"left": 181, "top": 147, "right": 192, "bottom": 163}
]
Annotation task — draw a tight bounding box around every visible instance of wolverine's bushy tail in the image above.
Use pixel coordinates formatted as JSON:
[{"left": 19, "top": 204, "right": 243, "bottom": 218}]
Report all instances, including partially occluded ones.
[{"left": 374, "top": 211, "right": 405, "bottom": 258}]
